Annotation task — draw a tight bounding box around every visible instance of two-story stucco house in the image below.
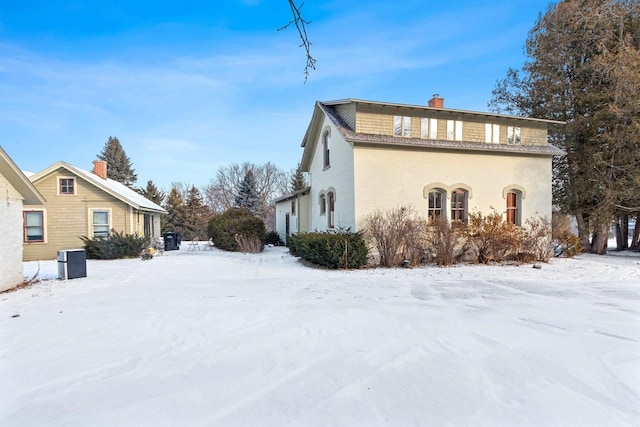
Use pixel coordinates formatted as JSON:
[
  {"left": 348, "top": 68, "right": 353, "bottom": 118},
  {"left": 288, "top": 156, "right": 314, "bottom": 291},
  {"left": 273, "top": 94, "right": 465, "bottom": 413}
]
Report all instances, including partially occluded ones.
[
  {"left": 23, "top": 160, "right": 167, "bottom": 261},
  {"left": 0, "top": 146, "right": 46, "bottom": 291},
  {"left": 275, "top": 96, "right": 564, "bottom": 241}
]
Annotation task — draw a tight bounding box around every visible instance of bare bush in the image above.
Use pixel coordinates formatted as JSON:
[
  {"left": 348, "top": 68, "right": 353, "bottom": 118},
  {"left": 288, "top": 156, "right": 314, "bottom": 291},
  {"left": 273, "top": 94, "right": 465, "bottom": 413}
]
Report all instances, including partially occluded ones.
[
  {"left": 552, "top": 213, "right": 584, "bottom": 257},
  {"left": 521, "top": 217, "right": 553, "bottom": 262},
  {"left": 463, "top": 210, "right": 521, "bottom": 264},
  {"left": 402, "top": 216, "right": 429, "bottom": 267},
  {"left": 364, "top": 206, "right": 426, "bottom": 267},
  {"left": 235, "top": 234, "right": 263, "bottom": 253},
  {"left": 426, "top": 217, "right": 462, "bottom": 266}
]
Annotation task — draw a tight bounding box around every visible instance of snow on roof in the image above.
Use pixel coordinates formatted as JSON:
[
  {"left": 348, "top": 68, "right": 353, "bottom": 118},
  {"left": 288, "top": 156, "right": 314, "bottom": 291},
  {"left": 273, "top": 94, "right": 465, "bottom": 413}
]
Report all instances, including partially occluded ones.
[{"left": 30, "top": 161, "right": 166, "bottom": 214}]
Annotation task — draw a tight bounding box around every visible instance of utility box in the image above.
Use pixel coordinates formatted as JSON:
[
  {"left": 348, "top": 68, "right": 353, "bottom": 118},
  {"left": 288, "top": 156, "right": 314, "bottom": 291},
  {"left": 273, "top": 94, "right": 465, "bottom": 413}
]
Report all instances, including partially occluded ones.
[
  {"left": 58, "top": 249, "right": 87, "bottom": 280},
  {"left": 163, "top": 232, "right": 181, "bottom": 251}
]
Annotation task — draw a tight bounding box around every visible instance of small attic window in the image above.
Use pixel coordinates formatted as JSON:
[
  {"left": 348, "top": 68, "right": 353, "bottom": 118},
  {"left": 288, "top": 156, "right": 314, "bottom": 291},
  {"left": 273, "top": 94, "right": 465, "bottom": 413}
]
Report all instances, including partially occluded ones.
[{"left": 59, "top": 177, "right": 76, "bottom": 195}]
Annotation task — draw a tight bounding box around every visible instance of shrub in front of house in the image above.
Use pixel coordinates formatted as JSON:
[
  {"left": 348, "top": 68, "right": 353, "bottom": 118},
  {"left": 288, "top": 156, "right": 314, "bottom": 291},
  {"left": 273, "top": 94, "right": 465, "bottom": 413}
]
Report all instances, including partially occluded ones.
[
  {"left": 208, "top": 207, "right": 266, "bottom": 253},
  {"left": 288, "top": 229, "right": 368, "bottom": 269},
  {"left": 264, "top": 230, "right": 284, "bottom": 246},
  {"left": 81, "top": 231, "right": 148, "bottom": 259},
  {"left": 462, "top": 210, "right": 522, "bottom": 264},
  {"left": 551, "top": 214, "right": 584, "bottom": 258},
  {"left": 425, "top": 217, "right": 464, "bottom": 266},
  {"left": 363, "top": 206, "right": 428, "bottom": 267}
]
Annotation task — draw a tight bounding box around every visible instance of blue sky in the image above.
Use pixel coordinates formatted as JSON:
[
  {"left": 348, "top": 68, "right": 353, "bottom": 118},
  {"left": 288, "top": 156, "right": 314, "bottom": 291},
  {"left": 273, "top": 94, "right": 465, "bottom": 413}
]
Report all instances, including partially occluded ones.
[{"left": 0, "top": 0, "right": 552, "bottom": 190}]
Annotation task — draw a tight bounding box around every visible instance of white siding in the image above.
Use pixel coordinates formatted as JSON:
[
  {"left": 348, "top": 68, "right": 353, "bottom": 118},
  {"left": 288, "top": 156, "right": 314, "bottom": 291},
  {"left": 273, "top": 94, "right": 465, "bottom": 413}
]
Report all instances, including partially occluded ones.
[
  {"left": 0, "top": 174, "right": 25, "bottom": 291},
  {"left": 308, "top": 116, "right": 356, "bottom": 231}
]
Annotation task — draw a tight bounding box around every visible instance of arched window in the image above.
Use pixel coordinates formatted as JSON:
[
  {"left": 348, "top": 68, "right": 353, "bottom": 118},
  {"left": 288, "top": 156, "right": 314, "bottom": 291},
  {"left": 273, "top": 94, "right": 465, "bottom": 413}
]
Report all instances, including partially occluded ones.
[
  {"left": 323, "top": 132, "right": 330, "bottom": 168},
  {"left": 427, "top": 189, "right": 445, "bottom": 223},
  {"left": 327, "top": 191, "right": 335, "bottom": 228},
  {"left": 450, "top": 189, "right": 467, "bottom": 223},
  {"left": 506, "top": 191, "right": 521, "bottom": 225},
  {"left": 319, "top": 194, "right": 326, "bottom": 215}
]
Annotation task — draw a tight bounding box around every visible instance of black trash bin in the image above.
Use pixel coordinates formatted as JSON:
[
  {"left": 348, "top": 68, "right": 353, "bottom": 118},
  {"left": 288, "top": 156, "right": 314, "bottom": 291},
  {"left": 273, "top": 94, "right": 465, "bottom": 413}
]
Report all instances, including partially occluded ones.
[
  {"left": 58, "top": 249, "right": 87, "bottom": 280},
  {"left": 164, "top": 232, "right": 181, "bottom": 251}
]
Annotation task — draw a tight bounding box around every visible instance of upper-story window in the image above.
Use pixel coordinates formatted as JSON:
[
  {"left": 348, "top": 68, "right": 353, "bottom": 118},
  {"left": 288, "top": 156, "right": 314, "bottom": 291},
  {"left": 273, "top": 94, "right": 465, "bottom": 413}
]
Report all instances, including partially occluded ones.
[
  {"left": 394, "top": 116, "right": 411, "bottom": 137},
  {"left": 446, "top": 120, "right": 463, "bottom": 141},
  {"left": 420, "top": 118, "right": 439, "bottom": 139},
  {"left": 485, "top": 123, "right": 500, "bottom": 144},
  {"left": 323, "top": 132, "right": 330, "bottom": 168},
  {"left": 291, "top": 200, "right": 296, "bottom": 215},
  {"left": 507, "top": 126, "right": 521, "bottom": 145},
  {"left": 59, "top": 177, "right": 76, "bottom": 195}
]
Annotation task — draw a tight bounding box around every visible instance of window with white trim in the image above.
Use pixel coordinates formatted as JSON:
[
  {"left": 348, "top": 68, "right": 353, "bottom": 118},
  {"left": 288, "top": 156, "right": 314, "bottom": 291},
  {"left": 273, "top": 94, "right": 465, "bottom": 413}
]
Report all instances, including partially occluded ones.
[
  {"left": 327, "top": 191, "right": 335, "bottom": 228},
  {"left": 92, "top": 210, "right": 110, "bottom": 238},
  {"left": 24, "top": 211, "right": 44, "bottom": 242},
  {"left": 319, "top": 194, "right": 326, "bottom": 215},
  {"left": 323, "top": 132, "right": 331, "bottom": 168},
  {"left": 420, "top": 118, "right": 439, "bottom": 139},
  {"left": 506, "top": 191, "right": 521, "bottom": 226},
  {"left": 59, "top": 177, "right": 76, "bottom": 195},
  {"left": 485, "top": 123, "right": 500, "bottom": 143},
  {"left": 446, "top": 120, "right": 463, "bottom": 141},
  {"left": 394, "top": 116, "right": 411, "bottom": 137},
  {"left": 507, "top": 126, "right": 521, "bottom": 145}
]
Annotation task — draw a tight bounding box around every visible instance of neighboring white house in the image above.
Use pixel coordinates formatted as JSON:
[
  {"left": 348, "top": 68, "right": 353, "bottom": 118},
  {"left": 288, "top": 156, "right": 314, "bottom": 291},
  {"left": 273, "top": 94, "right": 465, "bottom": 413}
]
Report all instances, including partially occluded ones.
[
  {"left": 275, "top": 96, "right": 565, "bottom": 240},
  {"left": 0, "top": 146, "right": 46, "bottom": 291}
]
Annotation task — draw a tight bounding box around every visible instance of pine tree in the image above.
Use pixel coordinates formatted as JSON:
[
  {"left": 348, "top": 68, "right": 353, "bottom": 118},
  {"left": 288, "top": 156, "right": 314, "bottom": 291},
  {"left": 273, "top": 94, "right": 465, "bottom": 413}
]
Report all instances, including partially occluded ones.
[
  {"left": 489, "top": 0, "right": 640, "bottom": 254},
  {"left": 138, "top": 180, "right": 165, "bottom": 206},
  {"left": 184, "top": 185, "right": 211, "bottom": 240},
  {"left": 162, "top": 187, "right": 186, "bottom": 235},
  {"left": 97, "top": 136, "right": 137, "bottom": 187},
  {"left": 235, "top": 170, "right": 261, "bottom": 216},
  {"left": 289, "top": 162, "right": 307, "bottom": 192}
]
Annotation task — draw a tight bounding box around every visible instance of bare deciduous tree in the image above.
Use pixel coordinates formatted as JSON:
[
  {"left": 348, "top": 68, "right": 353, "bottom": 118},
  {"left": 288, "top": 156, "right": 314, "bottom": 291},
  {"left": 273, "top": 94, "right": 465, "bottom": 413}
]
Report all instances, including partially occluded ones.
[{"left": 204, "top": 162, "right": 289, "bottom": 229}]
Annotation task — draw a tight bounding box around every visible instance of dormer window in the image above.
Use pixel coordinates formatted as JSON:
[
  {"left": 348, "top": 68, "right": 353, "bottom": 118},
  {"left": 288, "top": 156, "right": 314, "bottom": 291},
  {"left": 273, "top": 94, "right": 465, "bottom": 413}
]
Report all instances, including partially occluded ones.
[
  {"left": 59, "top": 177, "right": 76, "bottom": 195},
  {"left": 394, "top": 116, "right": 411, "bottom": 137},
  {"left": 508, "top": 126, "right": 521, "bottom": 145}
]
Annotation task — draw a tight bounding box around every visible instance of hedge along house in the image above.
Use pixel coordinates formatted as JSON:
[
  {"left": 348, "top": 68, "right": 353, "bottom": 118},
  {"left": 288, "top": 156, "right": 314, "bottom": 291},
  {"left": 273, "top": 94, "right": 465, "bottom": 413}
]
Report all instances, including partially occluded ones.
[
  {"left": 0, "top": 146, "right": 46, "bottom": 291},
  {"left": 275, "top": 96, "right": 565, "bottom": 241},
  {"left": 23, "top": 160, "right": 167, "bottom": 261}
]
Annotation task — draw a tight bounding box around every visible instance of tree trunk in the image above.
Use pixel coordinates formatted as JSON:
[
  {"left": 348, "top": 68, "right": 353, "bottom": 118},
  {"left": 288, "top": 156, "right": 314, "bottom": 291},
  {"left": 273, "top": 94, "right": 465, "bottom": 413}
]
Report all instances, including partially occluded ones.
[
  {"left": 631, "top": 213, "right": 640, "bottom": 251},
  {"left": 575, "top": 210, "right": 590, "bottom": 252},
  {"left": 590, "top": 223, "right": 609, "bottom": 255}
]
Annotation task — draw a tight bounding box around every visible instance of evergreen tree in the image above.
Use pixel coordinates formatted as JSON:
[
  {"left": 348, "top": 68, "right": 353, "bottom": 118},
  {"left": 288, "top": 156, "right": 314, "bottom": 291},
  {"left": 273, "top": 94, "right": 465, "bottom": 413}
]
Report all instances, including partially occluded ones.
[
  {"left": 162, "top": 187, "right": 186, "bottom": 235},
  {"left": 489, "top": 0, "right": 640, "bottom": 254},
  {"left": 97, "top": 136, "right": 137, "bottom": 187},
  {"left": 235, "top": 170, "right": 261, "bottom": 216},
  {"left": 289, "top": 162, "right": 307, "bottom": 192},
  {"left": 184, "top": 185, "right": 211, "bottom": 240},
  {"left": 138, "top": 180, "right": 165, "bottom": 206}
]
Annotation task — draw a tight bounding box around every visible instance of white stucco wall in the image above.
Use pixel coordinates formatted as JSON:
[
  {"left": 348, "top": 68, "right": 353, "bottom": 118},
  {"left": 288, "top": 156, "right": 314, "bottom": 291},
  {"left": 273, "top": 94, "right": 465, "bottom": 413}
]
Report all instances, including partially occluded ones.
[
  {"left": 275, "top": 199, "right": 298, "bottom": 242},
  {"left": 0, "top": 174, "right": 25, "bottom": 292},
  {"left": 308, "top": 116, "right": 356, "bottom": 231},
  {"left": 353, "top": 146, "right": 553, "bottom": 231}
]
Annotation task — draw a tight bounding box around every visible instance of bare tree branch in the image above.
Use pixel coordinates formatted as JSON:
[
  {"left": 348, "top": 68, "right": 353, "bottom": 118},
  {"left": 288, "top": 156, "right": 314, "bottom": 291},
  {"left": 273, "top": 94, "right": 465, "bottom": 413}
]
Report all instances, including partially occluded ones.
[{"left": 278, "top": 0, "right": 316, "bottom": 82}]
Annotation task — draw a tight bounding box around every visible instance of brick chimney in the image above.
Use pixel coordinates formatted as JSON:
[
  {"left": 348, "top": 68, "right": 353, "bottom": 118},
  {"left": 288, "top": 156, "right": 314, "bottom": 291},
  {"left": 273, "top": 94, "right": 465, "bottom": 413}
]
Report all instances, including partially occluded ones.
[
  {"left": 428, "top": 94, "right": 444, "bottom": 108},
  {"left": 93, "top": 160, "right": 107, "bottom": 180}
]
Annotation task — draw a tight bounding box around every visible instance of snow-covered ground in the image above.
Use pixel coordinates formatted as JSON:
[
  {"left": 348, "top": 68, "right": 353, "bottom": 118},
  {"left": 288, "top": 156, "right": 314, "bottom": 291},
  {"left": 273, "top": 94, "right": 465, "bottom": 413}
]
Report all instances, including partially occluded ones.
[{"left": 1, "top": 245, "right": 639, "bottom": 426}]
